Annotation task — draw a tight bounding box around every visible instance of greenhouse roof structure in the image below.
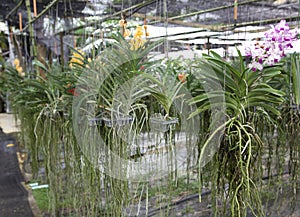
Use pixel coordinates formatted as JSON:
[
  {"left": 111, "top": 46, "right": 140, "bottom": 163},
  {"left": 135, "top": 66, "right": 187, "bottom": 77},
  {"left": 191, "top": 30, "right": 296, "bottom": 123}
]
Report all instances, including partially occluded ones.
[
  {"left": 0, "top": 0, "right": 299, "bottom": 61},
  {"left": 0, "top": 0, "right": 299, "bottom": 31}
]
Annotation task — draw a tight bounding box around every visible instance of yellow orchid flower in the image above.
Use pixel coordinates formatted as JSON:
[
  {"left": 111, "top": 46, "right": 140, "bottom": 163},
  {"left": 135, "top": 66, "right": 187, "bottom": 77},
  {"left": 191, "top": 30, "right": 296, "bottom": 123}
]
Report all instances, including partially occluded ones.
[
  {"left": 69, "top": 49, "right": 86, "bottom": 68},
  {"left": 14, "top": 58, "right": 20, "bottom": 67},
  {"left": 134, "top": 26, "right": 144, "bottom": 38},
  {"left": 119, "top": 19, "right": 127, "bottom": 27},
  {"left": 16, "top": 66, "right": 25, "bottom": 77},
  {"left": 16, "top": 66, "right": 23, "bottom": 73},
  {"left": 123, "top": 29, "right": 131, "bottom": 37},
  {"left": 130, "top": 38, "right": 146, "bottom": 51}
]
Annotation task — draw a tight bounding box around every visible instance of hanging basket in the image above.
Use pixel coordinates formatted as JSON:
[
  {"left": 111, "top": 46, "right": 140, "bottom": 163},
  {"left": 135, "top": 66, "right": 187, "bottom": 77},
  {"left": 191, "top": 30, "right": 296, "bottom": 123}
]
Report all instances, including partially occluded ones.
[
  {"left": 102, "top": 115, "right": 134, "bottom": 127},
  {"left": 279, "top": 104, "right": 300, "bottom": 114},
  {"left": 288, "top": 104, "right": 300, "bottom": 111},
  {"left": 87, "top": 117, "right": 102, "bottom": 127},
  {"left": 149, "top": 113, "right": 178, "bottom": 133},
  {"left": 86, "top": 102, "right": 104, "bottom": 127}
]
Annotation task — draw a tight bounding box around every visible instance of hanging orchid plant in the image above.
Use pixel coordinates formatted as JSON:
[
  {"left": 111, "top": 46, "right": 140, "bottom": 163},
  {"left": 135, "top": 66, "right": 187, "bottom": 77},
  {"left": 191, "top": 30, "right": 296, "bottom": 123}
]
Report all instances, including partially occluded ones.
[{"left": 246, "top": 20, "right": 298, "bottom": 71}]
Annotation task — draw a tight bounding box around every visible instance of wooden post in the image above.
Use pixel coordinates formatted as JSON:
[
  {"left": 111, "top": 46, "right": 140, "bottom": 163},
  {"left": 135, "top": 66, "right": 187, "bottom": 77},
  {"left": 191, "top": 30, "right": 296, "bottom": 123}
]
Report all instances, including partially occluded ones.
[
  {"left": 19, "top": 13, "right": 23, "bottom": 32},
  {"left": 33, "top": 0, "right": 37, "bottom": 17},
  {"left": 234, "top": 0, "right": 238, "bottom": 26},
  {"left": 73, "top": 36, "right": 76, "bottom": 48}
]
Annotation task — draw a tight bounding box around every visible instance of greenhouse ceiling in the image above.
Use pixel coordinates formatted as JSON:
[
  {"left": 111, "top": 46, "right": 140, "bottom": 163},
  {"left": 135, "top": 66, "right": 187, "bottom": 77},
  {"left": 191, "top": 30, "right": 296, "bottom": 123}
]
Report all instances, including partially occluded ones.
[
  {"left": 0, "top": 0, "right": 299, "bottom": 31},
  {"left": 0, "top": 0, "right": 299, "bottom": 60}
]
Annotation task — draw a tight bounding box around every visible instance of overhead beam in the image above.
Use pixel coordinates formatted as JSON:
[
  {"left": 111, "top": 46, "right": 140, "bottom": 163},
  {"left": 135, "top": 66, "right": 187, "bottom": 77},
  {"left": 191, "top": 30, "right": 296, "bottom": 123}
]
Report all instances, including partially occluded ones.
[
  {"left": 133, "top": 13, "right": 221, "bottom": 31},
  {"left": 5, "top": 0, "right": 25, "bottom": 20},
  {"left": 169, "top": 0, "right": 264, "bottom": 21},
  {"left": 222, "top": 15, "right": 300, "bottom": 30}
]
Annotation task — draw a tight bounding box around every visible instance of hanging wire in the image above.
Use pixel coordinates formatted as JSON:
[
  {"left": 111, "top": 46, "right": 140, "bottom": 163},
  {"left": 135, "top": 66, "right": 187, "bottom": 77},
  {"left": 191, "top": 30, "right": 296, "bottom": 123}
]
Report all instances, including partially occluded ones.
[
  {"left": 226, "top": 0, "right": 232, "bottom": 27},
  {"left": 154, "top": 0, "right": 161, "bottom": 22},
  {"left": 151, "top": 0, "right": 159, "bottom": 54},
  {"left": 222, "top": 0, "right": 232, "bottom": 57},
  {"left": 67, "top": 0, "right": 73, "bottom": 17},
  {"left": 163, "top": 0, "right": 168, "bottom": 58},
  {"left": 64, "top": 0, "right": 67, "bottom": 17},
  {"left": 6, "top": 22, "right": 15, "bottom": 65},
  {"left": 66, "top": 0, "right": 75, "bottom": 50},
  {"left": 260, "top": 1, "right": 264, "bottom": 26}
]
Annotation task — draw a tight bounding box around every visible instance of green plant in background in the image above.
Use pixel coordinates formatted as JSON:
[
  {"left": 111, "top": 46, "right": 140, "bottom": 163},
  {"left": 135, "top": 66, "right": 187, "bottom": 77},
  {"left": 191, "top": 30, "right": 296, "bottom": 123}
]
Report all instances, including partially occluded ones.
[
  {"left": 290, "top": 53, "right": 300, "bottom": 105},
  {"left": 1, "top": 57, "right": 84, "bottom": 216},
  {"left": 274, "top": 53, "right": 300, "bottom": 214},
  {"left": 0, "top": 31, "right": 7, "bottom": 68},
  {"left": 31, "top": 188, "right": 50, "bottom": 212}
]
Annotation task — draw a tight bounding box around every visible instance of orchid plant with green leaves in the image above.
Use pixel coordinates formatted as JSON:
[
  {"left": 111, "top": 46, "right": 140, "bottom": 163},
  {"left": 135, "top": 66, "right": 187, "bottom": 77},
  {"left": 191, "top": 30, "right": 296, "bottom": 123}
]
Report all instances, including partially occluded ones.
[{"left": 189, "top": 48, "right": 285, "bottom": 216}]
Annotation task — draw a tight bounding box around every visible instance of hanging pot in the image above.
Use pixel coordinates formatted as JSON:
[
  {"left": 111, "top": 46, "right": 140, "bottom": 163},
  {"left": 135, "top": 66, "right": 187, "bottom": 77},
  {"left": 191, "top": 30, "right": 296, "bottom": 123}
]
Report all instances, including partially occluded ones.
[
  {"left": 149, "top": 113, "right": 178, "bottom": 132},
  {"left": 87, "top": 117, "right": 102, "bottom": 127},
  {"left": 101, "top": 115, "right": 133, "bottom": 127}
]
